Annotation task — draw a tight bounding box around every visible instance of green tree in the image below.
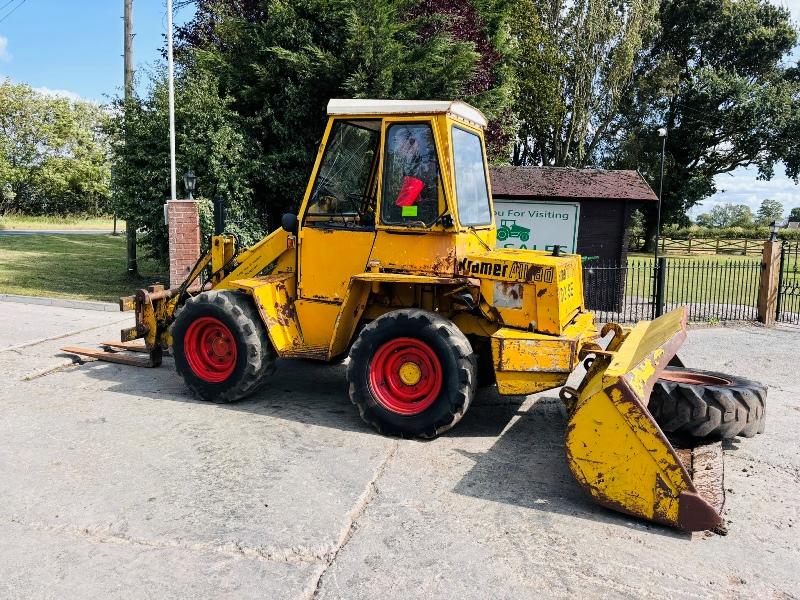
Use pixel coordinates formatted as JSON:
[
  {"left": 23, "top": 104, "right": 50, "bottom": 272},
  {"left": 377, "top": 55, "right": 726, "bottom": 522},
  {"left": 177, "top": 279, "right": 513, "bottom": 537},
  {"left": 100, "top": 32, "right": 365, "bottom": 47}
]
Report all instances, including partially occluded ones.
[
  {"left": 615, "top": 0, "right": 799, "bottom": 247},
  {"left": 755, "top": 198, "right": 783, "bottom": 225},
  {"left": 0, "top": 79, "right": 111, "bottom": 216},
  {"left": 109, "top": 66, "right": 261, "bottom": 260},
  {"left": 117, "top": 0, "right": 506, "bottom": 260},
  {"left": 789, "top": 207, "right": 800, "bottom": 222},
  {"left": 509, "top": 0, "right": 659, "bottom": 167},
  {"left": 695, "top": 203, "right": 753, "bottom": 228}
]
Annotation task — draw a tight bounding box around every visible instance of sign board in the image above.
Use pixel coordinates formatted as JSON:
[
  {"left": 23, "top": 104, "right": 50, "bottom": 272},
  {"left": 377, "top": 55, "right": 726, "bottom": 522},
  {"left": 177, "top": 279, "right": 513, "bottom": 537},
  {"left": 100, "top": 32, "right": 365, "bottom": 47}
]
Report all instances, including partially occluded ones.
[{"left": 493, "top": 200, "right": 580, "bottom": 253}]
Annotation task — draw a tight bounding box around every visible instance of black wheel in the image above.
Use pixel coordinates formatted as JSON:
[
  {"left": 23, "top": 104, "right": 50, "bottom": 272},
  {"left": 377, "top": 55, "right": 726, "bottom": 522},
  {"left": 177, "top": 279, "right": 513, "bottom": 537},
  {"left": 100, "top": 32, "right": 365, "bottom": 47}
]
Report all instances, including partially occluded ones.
[
  {"left": 171, "top": 290, "right": 275, "bottom": 403},
  {"left": 648, "top": 367, "right": 766, "bottom": 441},
  {"left": 346, "top": 309, "right": 477, "bottom": 438}
]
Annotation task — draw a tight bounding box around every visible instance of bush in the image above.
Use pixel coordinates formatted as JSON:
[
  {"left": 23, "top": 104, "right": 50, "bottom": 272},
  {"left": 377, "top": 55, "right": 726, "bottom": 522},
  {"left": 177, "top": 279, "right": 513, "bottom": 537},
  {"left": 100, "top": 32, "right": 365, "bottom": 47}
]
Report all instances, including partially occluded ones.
[{"left": 108, "top": 67, "right": 266, "bottom": 261}]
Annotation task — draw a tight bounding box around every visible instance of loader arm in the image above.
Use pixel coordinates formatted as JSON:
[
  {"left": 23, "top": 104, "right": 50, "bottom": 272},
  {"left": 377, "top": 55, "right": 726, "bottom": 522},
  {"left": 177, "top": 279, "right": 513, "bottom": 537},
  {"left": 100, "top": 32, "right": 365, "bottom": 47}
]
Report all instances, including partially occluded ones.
[{"left": 113, "top": 227, "right": 296, "bottom": 363}]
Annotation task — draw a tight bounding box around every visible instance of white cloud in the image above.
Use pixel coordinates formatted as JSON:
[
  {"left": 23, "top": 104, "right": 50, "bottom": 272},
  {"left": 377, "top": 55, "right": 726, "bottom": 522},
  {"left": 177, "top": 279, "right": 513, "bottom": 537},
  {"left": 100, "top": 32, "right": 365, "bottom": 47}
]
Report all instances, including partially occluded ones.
[
  {"left": 33, "top": 86, "right": 89, "bottom": 103},
  {"left": 690, "top": 165, "right": 800, "bottom": 219},
  {"left": 0, "top": 36, "right": 10, "bottom": 62}
]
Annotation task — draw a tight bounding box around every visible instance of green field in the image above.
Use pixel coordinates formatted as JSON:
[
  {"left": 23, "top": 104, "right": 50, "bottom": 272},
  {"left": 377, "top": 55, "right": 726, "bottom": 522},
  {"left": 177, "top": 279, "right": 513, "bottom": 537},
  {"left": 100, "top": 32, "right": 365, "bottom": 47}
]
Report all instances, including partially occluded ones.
[
  {"left": 0, "top": 234, "right": 163, "bottom": 302},
  {"left": 586, "top": 253, "right": 762, "bottom": 306},
  {"left": 0, "top": 215, "right": 123, "bottom": 231}
]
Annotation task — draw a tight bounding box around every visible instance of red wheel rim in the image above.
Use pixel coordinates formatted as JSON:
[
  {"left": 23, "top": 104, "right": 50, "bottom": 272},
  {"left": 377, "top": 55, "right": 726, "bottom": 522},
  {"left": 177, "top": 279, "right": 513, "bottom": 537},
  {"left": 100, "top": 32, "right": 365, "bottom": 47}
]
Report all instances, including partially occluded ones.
[
  {"left": 368, "top": 337, "right": 443, "bottom": 415},
  {"left": 183, "top": 316, "right": 238, "bottom": 383}
]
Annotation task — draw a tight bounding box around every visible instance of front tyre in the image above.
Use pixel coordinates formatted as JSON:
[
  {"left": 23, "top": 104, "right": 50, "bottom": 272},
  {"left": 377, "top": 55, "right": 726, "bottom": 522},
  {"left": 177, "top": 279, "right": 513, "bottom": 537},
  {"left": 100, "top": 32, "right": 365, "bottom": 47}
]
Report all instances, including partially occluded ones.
[
  {"left": 347, "top": 309, "right": 477, "bottom": 438},
  {"left": 171, "top": 291, "right": 275, "bottom": 403}
]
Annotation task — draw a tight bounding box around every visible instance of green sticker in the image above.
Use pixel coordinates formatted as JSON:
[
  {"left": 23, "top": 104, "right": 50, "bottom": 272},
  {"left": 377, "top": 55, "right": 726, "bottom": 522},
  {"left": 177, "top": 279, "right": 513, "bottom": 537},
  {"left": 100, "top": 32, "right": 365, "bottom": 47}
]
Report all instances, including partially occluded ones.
[{"left": 402, "top": 205, "right": 418, "bottom": 217}]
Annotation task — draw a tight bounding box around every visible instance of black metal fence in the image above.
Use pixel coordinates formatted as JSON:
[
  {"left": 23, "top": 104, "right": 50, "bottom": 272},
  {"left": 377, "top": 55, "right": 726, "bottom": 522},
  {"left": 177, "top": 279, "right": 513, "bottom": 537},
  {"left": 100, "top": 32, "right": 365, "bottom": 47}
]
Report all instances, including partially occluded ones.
[
  {"left": 777, "top": 241, "right": 800, "bottom": 324},
  {"left": 583, "top": 256, "right": 762, "bottom": 323}
]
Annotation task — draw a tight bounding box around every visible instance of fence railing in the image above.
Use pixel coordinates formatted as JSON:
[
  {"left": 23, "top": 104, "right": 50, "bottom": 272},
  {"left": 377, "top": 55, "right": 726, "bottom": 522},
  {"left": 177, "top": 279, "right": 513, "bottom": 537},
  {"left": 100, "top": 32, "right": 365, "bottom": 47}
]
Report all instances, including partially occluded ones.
[
  {"left": 583, "top": 256, "right": 762, "bottom": 323},
  {"left": 629, "top": 236, "right": 765, "bottom": 256}
]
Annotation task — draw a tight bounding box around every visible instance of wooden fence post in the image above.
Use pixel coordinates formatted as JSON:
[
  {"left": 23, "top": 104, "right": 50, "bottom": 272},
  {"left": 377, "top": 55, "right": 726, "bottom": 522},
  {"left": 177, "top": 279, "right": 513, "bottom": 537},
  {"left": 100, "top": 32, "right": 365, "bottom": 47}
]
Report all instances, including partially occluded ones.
[{"left": 757, "top": 240, "right": 782, "bottom": 325}]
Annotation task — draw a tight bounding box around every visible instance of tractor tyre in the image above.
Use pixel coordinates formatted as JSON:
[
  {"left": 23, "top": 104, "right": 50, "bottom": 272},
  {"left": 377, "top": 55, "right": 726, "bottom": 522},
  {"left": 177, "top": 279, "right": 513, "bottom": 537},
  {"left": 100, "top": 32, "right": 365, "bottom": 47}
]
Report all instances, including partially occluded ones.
[
  {"left": 347, "top": 309, "right": 477, "bottom": 438},
  {"left": 496, "top": 228, "right": 509, "bottom": 241},
  {"left": 648, "top": 367, "right": 766, "bottom": 441},
  {"left": 171, "top": 290, "right": 275, "bottom": 403}
]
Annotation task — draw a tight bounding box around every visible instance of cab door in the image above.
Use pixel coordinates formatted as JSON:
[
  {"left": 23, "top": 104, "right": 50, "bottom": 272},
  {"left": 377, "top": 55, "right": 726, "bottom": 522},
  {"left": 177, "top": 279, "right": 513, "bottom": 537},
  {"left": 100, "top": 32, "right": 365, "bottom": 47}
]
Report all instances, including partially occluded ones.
[
  {"left": 297, "top": 118, "right": 381, "bottom": 303},
  {"left": 369, "top": 116, "right": 457, "bottom": 276}
]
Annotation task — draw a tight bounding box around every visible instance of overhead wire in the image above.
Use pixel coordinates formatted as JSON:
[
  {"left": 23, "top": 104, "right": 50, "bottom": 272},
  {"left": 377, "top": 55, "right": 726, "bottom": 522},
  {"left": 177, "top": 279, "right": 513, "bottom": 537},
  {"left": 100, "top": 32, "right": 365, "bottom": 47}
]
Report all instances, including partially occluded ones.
[{"left": 0, "top": 0, "right": 27, "bottom": 24}]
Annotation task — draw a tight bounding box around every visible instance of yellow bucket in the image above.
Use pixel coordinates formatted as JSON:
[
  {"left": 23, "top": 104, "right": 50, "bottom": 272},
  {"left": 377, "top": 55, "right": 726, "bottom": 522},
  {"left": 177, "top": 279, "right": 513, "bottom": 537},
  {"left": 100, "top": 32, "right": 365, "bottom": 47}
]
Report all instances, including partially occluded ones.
[{"left": 562, "top": 307, "right": 724, "bottom": 532}]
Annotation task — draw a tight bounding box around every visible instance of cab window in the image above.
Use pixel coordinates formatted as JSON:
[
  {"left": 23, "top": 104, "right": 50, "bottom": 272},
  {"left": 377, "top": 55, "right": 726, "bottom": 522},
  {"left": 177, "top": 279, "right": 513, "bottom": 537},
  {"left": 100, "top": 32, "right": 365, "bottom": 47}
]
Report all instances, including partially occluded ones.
[
  {"left": 306, "top": 119, "right": 380, "bottom": 226},
  {"left": 381, "top": 123, "right": 440, "bottom": 227},
  {"left": 452, "top": 126, "right": 491, "bottom": 226}
]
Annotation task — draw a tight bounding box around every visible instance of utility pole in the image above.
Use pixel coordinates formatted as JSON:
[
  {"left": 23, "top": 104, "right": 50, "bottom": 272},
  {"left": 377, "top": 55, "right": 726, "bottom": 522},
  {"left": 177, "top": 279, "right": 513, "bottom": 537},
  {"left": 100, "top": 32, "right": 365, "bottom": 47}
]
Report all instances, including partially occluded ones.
[{"left": 124, "top": 0, "right": 138, "bottom": 275}]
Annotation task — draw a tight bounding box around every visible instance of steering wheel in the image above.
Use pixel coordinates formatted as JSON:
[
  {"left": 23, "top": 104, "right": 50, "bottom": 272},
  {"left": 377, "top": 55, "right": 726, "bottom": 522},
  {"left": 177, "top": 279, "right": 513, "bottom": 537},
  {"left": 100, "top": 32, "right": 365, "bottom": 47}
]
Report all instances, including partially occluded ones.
[{"left": 347, "top": 192, "right": 377, "bottom": 226}]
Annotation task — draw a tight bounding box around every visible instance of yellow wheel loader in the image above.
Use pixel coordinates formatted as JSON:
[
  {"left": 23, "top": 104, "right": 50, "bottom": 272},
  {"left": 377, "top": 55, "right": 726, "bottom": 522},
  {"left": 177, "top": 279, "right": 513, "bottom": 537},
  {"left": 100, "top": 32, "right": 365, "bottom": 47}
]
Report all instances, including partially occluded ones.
[{"left": 67, "top": 99, "right": 766, "bottom": 533}]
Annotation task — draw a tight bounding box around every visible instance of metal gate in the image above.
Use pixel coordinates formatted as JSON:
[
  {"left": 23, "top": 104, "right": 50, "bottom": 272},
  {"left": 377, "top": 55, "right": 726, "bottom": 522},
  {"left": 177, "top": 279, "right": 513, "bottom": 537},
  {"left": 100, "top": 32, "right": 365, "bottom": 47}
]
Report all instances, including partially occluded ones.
[
  {"left": 777, "top": 241, "right": 800, "bottom": 324},
  {"left": 583, "top": 256, "right": 762, "bottom": 324}
]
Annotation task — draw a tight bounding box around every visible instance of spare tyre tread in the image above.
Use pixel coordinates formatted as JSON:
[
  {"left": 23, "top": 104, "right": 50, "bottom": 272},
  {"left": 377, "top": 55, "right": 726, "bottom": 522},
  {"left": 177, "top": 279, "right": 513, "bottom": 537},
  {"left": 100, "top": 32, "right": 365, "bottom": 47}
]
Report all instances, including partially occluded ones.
[{"left": 649, "top": 367, "right": 767, "bottom": 442}]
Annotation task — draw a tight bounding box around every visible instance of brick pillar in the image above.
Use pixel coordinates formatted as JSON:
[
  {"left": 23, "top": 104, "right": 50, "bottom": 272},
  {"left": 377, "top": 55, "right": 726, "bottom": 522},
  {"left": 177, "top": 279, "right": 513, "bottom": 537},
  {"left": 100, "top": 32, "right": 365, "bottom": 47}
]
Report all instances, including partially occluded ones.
[
  {"left": 757, "top": 240, "right": 781, "bottom": 326},
  {"left": 167, "top": 199, "right": 201, "bottom": 290}
]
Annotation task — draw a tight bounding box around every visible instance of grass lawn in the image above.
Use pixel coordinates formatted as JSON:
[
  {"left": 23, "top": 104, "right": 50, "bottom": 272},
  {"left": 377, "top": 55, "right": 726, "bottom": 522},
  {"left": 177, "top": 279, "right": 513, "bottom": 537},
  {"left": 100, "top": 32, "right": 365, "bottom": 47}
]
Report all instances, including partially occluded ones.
[
  {"left": 0, "top": 215, "right": 123, "bottom": 231},
  {"left": 0, "top": 234, "right": 165, "bottom": 302},
  {"left": 586, "top": 252, "right": 762, "bottom": 306}
]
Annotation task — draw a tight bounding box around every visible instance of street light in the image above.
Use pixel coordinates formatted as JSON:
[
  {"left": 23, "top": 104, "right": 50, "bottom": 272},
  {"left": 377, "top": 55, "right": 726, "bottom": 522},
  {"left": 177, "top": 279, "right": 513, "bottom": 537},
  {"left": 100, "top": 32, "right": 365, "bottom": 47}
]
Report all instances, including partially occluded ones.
[
  {"left": 769, "top": 220, "right": 788, "bottom": 242},
  {"left": 183, "top": 170, "right": 197, "bottom": 200},
  {"left": 651, "top": 127, "right": 668, "bottom": 320},
  {"left": 654, "top": 127, "right": 667, "bottom": 264}
]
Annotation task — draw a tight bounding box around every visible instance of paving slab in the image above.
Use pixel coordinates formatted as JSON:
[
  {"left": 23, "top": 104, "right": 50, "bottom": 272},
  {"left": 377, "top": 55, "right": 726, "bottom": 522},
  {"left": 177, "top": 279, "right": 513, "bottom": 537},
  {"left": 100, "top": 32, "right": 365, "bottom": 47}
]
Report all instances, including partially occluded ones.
[
  {"left": 0, "top": 301, "right": 125, "bottom": 350},
  {"left": 0, "top": 301, "right": 798, "bottom": 599},
  {"left": 0, "top": 520, "right": 320, "bottom": 600}
]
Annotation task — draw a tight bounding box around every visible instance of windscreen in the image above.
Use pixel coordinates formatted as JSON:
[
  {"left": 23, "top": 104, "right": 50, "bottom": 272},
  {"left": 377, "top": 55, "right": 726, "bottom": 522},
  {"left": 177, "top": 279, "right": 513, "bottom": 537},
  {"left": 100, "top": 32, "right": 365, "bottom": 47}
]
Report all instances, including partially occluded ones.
[
  {"left": 307, "top": 120, "right": 379, "bottom": 217},
  {"left": 452, "top": 126, "right": 491, "bottom": 226}
]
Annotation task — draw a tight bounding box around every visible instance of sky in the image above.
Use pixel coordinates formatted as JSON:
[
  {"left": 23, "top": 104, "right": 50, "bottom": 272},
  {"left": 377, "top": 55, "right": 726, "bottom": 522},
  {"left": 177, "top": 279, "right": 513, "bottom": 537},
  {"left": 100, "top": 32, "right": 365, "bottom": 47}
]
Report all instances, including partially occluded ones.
[
  {"left": 0, "top": 0, "right": 193, "bottom": 102},
  {"left": 0, "top": 0, "right": 799, "bottom": 220}
]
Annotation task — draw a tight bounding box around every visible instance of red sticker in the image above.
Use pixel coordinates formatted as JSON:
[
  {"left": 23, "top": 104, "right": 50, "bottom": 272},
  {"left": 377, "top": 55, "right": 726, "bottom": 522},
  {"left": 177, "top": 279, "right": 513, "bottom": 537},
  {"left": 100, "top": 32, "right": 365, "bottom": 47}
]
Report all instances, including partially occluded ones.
[{"left": 394, "top": 176, "right": 424, "bottom": 206}]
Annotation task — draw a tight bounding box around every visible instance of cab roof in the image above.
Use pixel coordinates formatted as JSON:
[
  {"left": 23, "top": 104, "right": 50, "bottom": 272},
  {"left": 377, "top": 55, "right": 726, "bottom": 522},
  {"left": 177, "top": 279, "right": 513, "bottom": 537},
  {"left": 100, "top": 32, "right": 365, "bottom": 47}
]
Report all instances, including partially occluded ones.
[{"left": 326, "top": 99, "right": 487, "bottom": 129}]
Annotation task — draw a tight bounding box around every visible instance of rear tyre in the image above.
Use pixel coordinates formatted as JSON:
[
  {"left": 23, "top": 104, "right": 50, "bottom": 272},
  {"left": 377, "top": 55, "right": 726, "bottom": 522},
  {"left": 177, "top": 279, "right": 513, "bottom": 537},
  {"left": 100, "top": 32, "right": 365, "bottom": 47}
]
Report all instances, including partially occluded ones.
[
  {"left": 347, "top": 309, "right": 477, "bottom": 438},
  {"left": 171, "top": 290, "right": 275, "bottom": 403},
  {"left": 648, "top": 367, "right": 766, "bottom": 441}
]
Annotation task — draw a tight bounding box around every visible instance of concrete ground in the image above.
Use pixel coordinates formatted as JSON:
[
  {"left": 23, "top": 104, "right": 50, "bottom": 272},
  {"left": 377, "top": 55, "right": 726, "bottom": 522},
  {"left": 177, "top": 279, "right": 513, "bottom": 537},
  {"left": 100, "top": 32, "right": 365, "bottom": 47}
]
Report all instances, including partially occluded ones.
[{"left": 0, "top": 301, "right": 798, "bottom": 599}]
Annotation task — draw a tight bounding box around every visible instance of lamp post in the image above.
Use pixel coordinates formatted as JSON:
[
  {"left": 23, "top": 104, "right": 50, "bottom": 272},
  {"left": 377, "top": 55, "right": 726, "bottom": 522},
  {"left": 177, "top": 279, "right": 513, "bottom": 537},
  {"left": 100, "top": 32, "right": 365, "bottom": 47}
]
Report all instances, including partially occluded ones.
[
  {"left": 651, "top": 127, "right": 668, "bottom": 319},
  {"left": 654, "top": 127, "right": 667, "bottom": 264},
  {"left": 167, "top": 0, "right": 177, "bottom": 202},
  {"left": 183, "top": 169, "right": 197, "bottom": 200}
]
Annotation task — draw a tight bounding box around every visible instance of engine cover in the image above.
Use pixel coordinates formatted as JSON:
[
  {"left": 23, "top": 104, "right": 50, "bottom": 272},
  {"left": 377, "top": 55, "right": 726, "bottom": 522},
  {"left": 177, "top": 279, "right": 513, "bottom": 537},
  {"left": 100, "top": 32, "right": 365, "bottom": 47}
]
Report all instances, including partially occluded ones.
[{"left": 457, "top": 248, "right": 585, "bottom": 335}]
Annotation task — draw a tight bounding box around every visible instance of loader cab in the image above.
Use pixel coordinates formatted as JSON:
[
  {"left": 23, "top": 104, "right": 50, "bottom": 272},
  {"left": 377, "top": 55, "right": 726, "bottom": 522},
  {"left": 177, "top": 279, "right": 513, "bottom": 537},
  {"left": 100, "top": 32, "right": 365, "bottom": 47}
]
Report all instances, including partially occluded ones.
[
  {"left": 298, "top": 100, "right": 494, "bottom": 231},
  {"left": 291, "top": 100, "right": 496, "bottom": 347}
]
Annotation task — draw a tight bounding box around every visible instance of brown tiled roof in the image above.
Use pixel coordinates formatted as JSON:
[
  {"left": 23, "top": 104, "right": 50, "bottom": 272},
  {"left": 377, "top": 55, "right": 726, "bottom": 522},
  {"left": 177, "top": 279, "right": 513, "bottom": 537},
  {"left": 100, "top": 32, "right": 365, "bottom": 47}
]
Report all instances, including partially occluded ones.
[{"left": 489, "top": 166, "right": 658, "bottom": 202}]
